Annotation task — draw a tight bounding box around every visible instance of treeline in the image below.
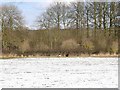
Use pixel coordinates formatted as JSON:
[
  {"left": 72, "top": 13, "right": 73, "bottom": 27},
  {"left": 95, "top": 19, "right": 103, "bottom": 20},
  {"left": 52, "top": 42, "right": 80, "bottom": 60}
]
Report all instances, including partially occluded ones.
[
  {"left": 0, "top": 2, "right": 119, "bottom": 56},
  {"left": 37, "top": 2, "right": 119, "bottom": 30},
  {"left": 2, "top": 28, "right": 118, "bottom": 56}
]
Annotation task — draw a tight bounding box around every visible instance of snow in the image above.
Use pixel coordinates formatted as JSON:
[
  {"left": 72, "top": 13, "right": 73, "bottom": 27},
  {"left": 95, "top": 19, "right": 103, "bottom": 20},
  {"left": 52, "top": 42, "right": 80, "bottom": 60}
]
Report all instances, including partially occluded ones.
[{"left": 0, "top": 57, "right": 118, "bottom": 88}]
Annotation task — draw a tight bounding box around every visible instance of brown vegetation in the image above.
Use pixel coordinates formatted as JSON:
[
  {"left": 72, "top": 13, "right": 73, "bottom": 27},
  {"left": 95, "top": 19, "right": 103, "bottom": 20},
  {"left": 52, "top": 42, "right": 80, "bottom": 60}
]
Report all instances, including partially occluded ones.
[
  {"left": 1, "top": 29, "right": 119, "bottom": 57},
  {"left": 0, "top": 2, "right": 119, "bottom": 58}
]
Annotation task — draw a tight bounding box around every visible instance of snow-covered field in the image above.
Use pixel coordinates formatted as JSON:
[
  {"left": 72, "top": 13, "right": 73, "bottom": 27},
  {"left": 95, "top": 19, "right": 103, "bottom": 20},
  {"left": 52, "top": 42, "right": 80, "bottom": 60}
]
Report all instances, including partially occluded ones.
[{"left": 0, "top": 57, "right": 118, "bottom": 88}]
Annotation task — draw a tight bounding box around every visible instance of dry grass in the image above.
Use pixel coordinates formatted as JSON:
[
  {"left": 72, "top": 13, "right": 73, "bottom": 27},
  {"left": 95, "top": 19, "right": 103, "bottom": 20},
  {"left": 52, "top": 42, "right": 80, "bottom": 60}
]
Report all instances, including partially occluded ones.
[{"left": 0, "top": 53, "right": 118, "bottom": 59}]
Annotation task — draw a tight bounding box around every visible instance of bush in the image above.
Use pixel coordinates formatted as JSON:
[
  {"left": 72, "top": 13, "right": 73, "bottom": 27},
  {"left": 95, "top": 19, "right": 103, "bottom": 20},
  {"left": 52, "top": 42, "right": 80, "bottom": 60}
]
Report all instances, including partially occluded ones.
[
  {"left": 98, "top": 38, "right": 107, "bottom": 52},
  {"left": 110, "top": 41, "right": 118, "bottom": 54},
  {"left": 82, "top": 39, "right": 94, "bottom": 54},
  {"left": 20, "top": 40, "right": 30, "bottom": 53},
  {"left": 61, "top": 39, "right": 78, "bottom": 51},
  {"left": 35, "top": 42, "right": 49, "bottom": 51},
  {"left": 1, "top": 29, "right": 118, "bottom": 55}
]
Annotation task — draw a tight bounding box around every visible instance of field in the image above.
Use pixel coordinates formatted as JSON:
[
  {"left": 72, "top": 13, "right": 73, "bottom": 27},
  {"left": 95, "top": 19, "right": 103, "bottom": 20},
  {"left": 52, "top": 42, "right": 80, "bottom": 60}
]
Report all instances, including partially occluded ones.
[{"left": 0, "top": 57, "right": 118, "bottom": 88}]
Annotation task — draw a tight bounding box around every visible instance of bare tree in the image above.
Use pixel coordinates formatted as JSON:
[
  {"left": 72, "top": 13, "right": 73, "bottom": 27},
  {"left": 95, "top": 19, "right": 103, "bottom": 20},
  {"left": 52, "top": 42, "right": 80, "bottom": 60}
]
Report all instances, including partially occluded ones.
[
  {"left": 37, "top": 2, "right": 70, "bottom": 30},
  {"left": 37, "top": 2, "right": 60, "bottom": 30},
  {"left": 98, "top": 3, "right": 102, "bottom": 29},
  {"left": 37, "top": 13, "right": 51, "bottom": 29},
  {"left": 85, "top": 2, "right": 91, "bottom": 37},
  {"left": 0, "top": 4, "right": 24, "bottom": 53},
  {"left": 102, "top": 2, "right": 109, "bottom": 30},
  {"left": 69, "top": 2, "right": 85, "bottom": 30},
  {"left": 0, "top": 4, "right": 24, "bottom": 31},
  {"left": 109, "top": 2, "right": 116, "bottom": 28},
  {"left": 61, "top": 3, "right": 71, "bottom": 29}
]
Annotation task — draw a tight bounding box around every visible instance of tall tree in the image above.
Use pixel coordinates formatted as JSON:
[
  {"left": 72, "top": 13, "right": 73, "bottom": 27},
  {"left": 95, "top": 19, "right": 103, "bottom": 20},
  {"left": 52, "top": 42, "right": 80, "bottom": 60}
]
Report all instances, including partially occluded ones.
[
  {"left": 0, "top": 4, "right": 23, "bottom": 31},
  {"left": 0, "top": 4, "right": 24, "bottom": 52},
  {"left": 85, "top": 2, "right": 91, "bottom": 38},
  {"left": 69, "top": 2, "right": 85, "bottom": 29},
  {"left": 37, "top": 2, "right": 70, "bottom": 30},
  {"left": 61, "top": 3, "right": 71, "bottom": 29},
  {"left": 93, "top": 2, "right": 97, "bottom": 30},
  {"left": 102, "top": 2, "right": 108, "bottom": 30},
  {"left": 98, "top": 3, "right": 102, "bottom": 29},
  {"left": 109, "top": 2, "right": 116, "bottom": 28}
]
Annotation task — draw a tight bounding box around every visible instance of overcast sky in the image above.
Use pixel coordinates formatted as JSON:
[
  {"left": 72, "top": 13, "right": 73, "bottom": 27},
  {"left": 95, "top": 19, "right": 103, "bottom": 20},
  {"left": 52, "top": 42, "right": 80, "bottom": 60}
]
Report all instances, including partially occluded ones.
[{"left": 0, "top": 0, "right": 76, "bottom": 29}]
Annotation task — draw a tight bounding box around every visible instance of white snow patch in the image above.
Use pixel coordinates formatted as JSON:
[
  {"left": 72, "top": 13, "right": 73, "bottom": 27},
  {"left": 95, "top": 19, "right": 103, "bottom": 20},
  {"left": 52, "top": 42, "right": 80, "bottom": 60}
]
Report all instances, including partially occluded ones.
[{"left": 0, "top": 57, "right": 118, "bottom": 88}]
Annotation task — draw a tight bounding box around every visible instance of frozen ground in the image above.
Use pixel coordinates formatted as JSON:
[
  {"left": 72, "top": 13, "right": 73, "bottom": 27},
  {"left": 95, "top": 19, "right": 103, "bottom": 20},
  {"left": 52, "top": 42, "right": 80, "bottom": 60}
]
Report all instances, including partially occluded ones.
[{"left": 0, "top": 57, "right": 118, "bottom": 88}]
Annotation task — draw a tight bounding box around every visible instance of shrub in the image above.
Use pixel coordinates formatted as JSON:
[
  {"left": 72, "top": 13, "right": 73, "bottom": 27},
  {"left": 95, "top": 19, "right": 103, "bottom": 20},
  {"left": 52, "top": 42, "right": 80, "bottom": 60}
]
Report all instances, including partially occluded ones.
[
  {"left": 20, "top": 40, "right": 30, "bottom": 53},
  {"left": 110, "top": 41, "right": 118, "bottom": 54},
  {"left": 61, "top": 39, "right": 78, "bottom": 51},
  {"left": 35, "top": 42, "right": 49, "bottom": 51},
  {"left": 98, "top": 38, "right": 107, "bottom": 52},
  {"left": 82, "top": 39, "right": 94, "bottom": 54}
]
